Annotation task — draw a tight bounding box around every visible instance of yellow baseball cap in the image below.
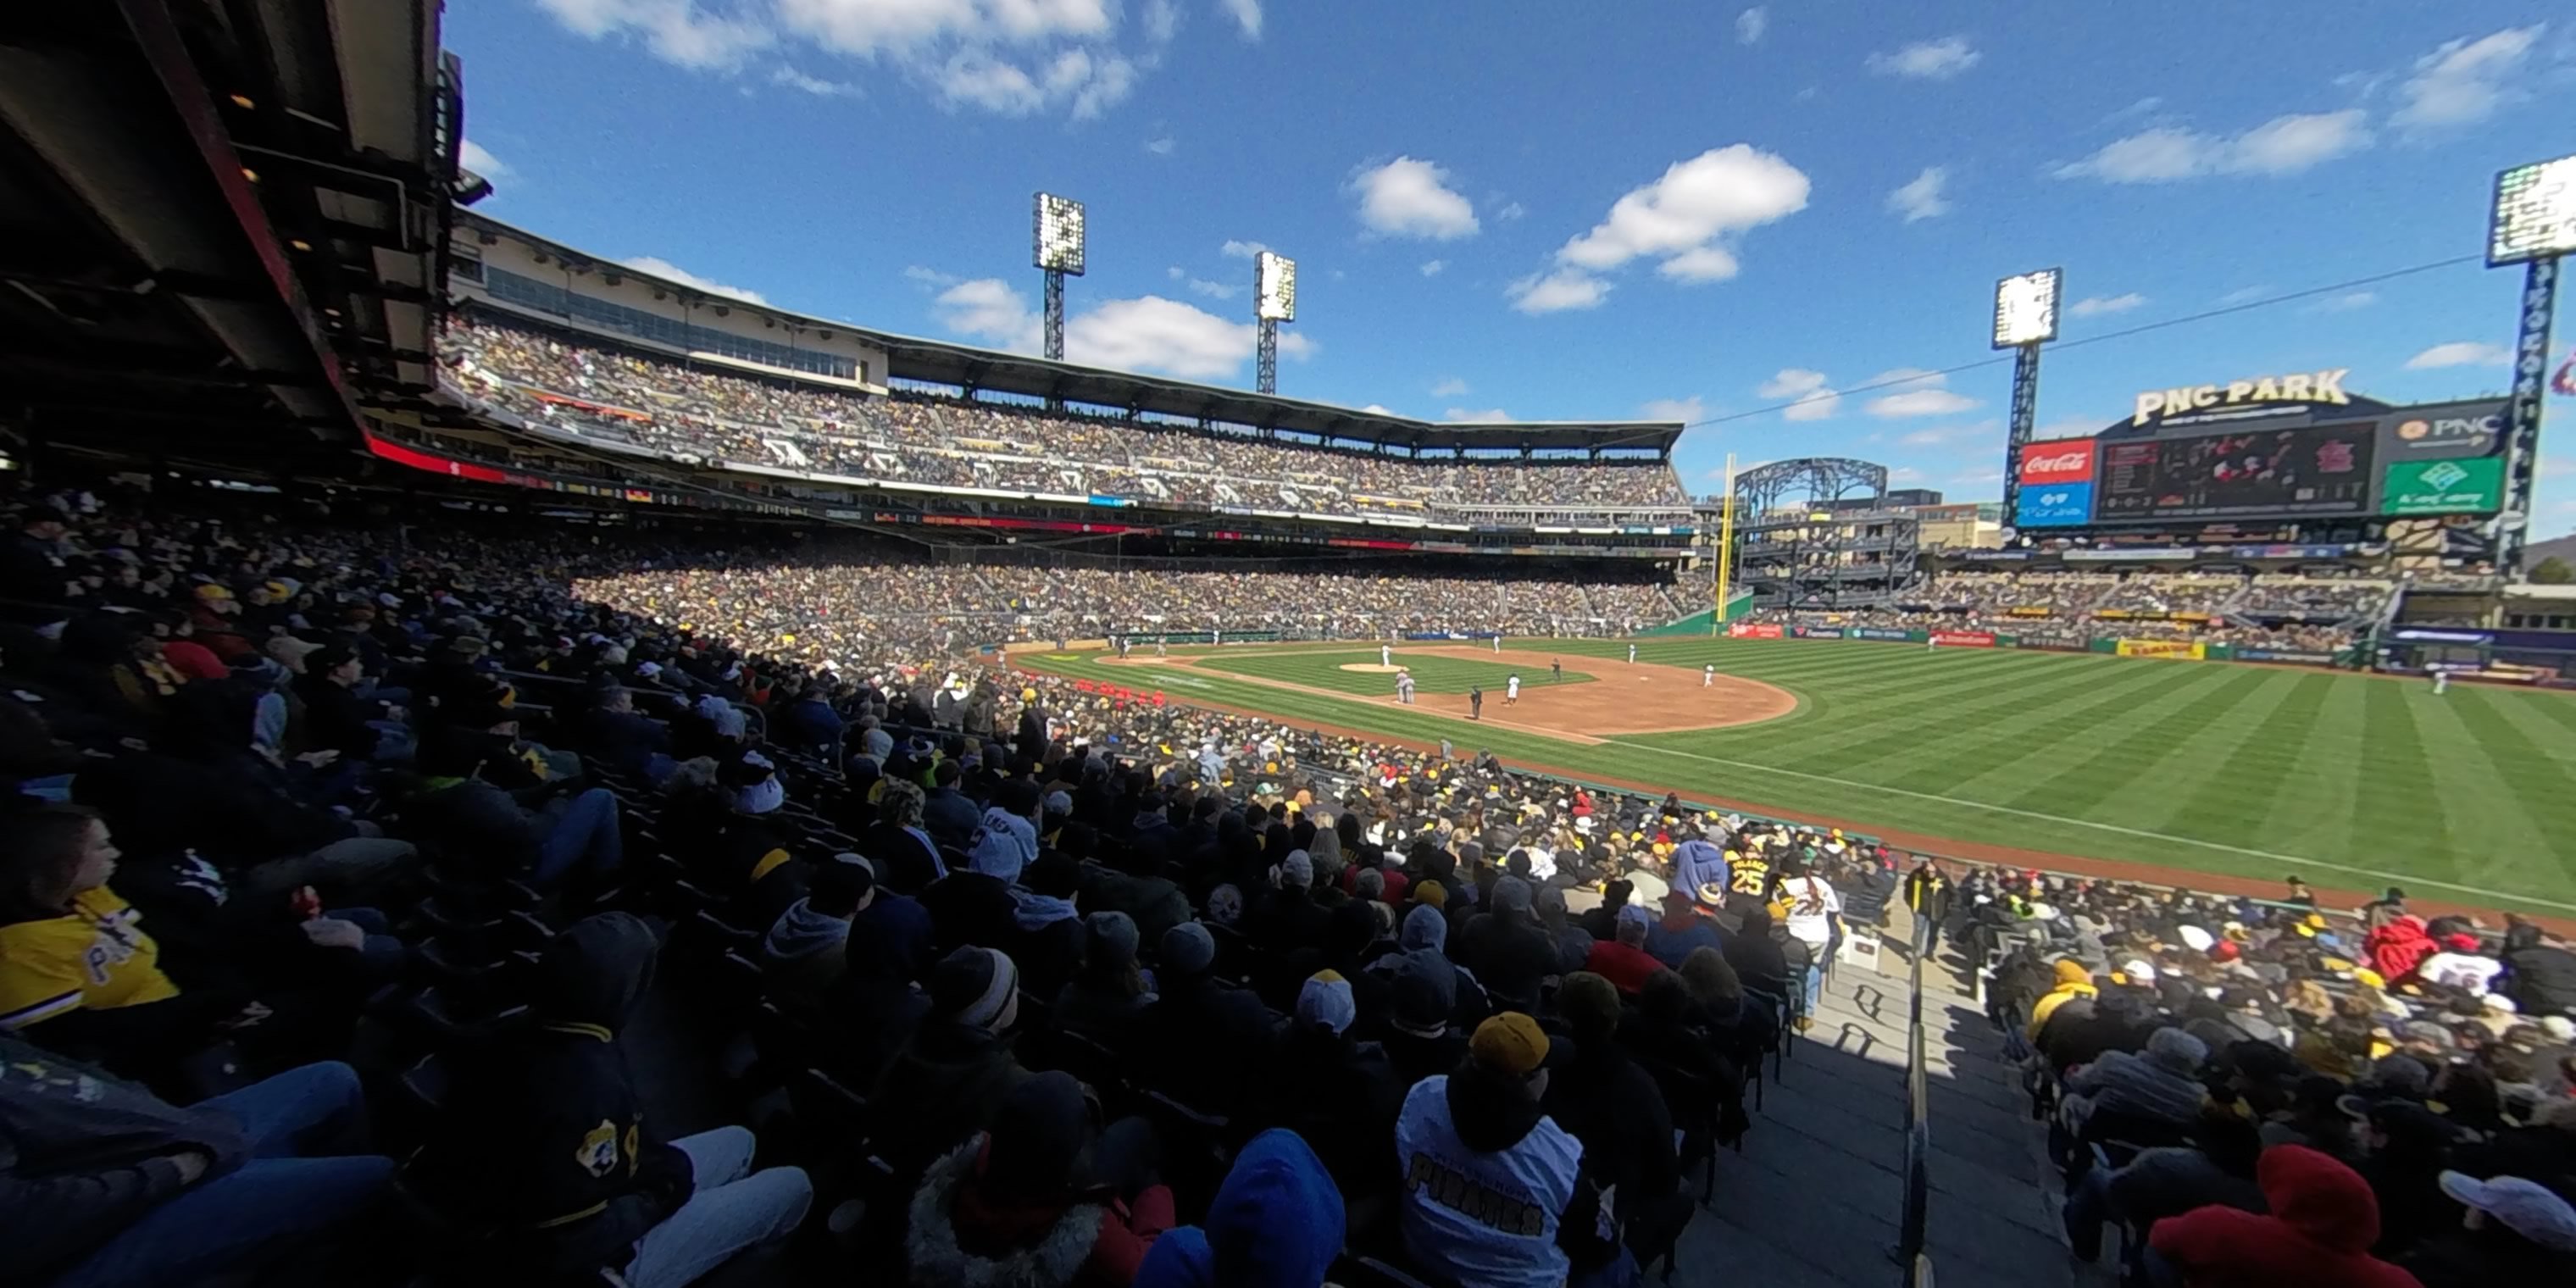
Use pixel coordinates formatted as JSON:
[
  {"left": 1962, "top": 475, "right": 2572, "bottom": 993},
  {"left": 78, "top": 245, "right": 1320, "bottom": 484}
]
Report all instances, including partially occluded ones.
[{"left": 1468, "top": 1012, "right": 1566, "bottom": 1079}]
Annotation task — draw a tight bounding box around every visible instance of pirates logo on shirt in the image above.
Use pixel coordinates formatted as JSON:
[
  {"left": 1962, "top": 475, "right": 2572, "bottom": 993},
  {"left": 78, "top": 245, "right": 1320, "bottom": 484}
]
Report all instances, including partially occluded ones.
[{"left": 575, "top": 1119, "right": 620, "bottom": 1178}]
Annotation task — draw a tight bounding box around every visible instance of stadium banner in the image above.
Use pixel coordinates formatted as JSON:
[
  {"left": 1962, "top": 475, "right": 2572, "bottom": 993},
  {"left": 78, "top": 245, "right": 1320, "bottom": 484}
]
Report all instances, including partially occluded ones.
[
  {"left": 2004, "top": 606, "right": 2054, "bottom": 617},
  {"left": 1852, "top": 627, "right": 1916, "bottom": 641},
  {"left": 2236, "top": 647, "right": 2338, "bottom": 664},
  {"left": 1727, "top": 623, "right": 1785, "bottom": 640},
  {"left": 1930, "top": 630, "right": 1996, "bottom": 648},
  {"left": 2015, "top": 482, "right": 2096, "bottom": 528},
  {"left": 1790, "top": 625, "right": 1846, "bottom": 639},
  {"left": 2090, "top": 637, "right": 2118, "bottom": 653},
  {"left": 2381, "top": 457, "right": 2505, "bottom": 516},
  {"left": 2018, "top": 637, "right": 2092, "bottom": 652},
  {"left": 2116, "top": 639, "right": 2207, "bottom": 659},
  {"left": 2062, "top": 548, "right": 2201, "bottom": 562},
  {"left": 1952, "top": 550, "right": 2035, "bottom": 562}
]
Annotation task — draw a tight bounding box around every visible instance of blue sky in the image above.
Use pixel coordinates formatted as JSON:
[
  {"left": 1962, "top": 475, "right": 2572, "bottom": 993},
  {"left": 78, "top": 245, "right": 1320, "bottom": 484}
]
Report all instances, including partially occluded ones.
[{"left": 451, "top": 3, "right": 2576, "bottom": 533}]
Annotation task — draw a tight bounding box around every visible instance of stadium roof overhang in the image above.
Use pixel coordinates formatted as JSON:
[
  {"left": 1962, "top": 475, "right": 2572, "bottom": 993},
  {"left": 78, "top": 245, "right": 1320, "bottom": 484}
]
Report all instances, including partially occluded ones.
[
  {"left": 456, "top": 212, "right": 1685, "bottom": 457},
  {"left": 0, "top": 1, "right": 448, "bottom": 469}
]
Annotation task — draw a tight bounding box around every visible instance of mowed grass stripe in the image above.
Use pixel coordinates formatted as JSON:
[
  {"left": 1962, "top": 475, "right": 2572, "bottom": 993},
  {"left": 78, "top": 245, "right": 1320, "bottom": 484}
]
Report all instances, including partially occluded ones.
[
  {"left": 1996, "top": 666, "right": 2279, "bottom": 818},
  {"left": 2418, "top": 691, "right": 2576, "bottom": 900},
  {"left": 2162, "top": 673, "right": 2333, "bottom": 845},
  {"left": 1880, "top": 661, "right": 2229, "bottom": 797},
  {"left": 2350, "top": 680, "right": 2451, "bottom": 873},
  {"left": 1813, "top": 653, "right": 2204, "bottom": 782},
  {"left": 1720, "top": 652, "right": 2126, "bottom": 772}
]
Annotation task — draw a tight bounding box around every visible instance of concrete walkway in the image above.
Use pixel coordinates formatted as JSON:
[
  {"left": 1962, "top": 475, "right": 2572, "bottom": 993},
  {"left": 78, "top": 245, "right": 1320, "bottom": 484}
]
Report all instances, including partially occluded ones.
[{"left": 1669, "top": 927, "right": 2083, "bottom": 1288}]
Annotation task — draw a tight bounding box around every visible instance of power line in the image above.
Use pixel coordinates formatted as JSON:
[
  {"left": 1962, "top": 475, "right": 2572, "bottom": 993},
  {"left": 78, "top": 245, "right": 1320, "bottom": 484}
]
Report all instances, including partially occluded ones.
[{"left": 1665, "top": 252, "right": 2489, "bottom": 438}]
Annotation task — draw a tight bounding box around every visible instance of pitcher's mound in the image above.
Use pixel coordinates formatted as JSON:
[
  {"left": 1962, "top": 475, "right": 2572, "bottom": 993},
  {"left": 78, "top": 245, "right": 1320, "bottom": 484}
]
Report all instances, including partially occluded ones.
[{"left": 1338, "top": 663, "right": 1405, "bottom": 674}]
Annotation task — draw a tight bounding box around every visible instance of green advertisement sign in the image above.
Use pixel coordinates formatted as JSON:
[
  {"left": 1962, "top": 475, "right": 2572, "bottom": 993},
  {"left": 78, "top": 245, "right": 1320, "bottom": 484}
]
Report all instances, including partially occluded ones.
[{"left": 2382, "top": 457, "right": 2503, "bottom": 516}]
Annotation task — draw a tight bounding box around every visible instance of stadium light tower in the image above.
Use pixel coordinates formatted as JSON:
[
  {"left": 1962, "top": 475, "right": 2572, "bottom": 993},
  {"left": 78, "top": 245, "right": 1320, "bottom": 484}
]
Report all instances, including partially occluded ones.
[
  {"left": 1032, "top": 192, "right": 1086, "bottom": 362},
  {"left": 1253, "top": 250, "right": 1296, "bottom": 395},
  {"left": 1990, "top": 267, "right": 2063, "bottom": 541},
  {"left": 2485, "top": 153, "right": 2575, "bottom": 575}
]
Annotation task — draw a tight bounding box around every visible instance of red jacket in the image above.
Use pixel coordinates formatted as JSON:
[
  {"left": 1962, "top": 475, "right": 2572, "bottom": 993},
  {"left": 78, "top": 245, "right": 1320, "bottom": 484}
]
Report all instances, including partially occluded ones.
[
  {"left": 2149, "top": 1146, "right": 2423, "bottom": 1288},
  {"left": 1585, "top": 939, "right": 1665, "bottom": 997}
]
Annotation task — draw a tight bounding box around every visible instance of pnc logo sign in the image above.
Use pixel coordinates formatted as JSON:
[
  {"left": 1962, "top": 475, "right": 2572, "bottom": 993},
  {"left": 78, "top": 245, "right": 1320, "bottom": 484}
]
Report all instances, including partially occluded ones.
[
  {"left": 2393, "top": 414, "right": 2501, "bottom": 449},
  {"left": 2017, "top": 440, "right": 2096, "bottom": 486}
]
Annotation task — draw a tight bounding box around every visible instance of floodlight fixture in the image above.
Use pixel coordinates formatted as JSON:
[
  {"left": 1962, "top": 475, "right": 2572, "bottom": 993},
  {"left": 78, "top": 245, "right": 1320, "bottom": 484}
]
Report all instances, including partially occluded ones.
[
  {"left": 2488, "top": 154, "right": 2576, "bottom": 268},
  {"left": 1033, "top": 192, "right": 1086, "bottom": 275},
  {"left": 1254, "top": 251, "right": 1297, "bottom": 322},
  {"left": 1991, "top": 268, "right": 2062, "bottom": 349}
]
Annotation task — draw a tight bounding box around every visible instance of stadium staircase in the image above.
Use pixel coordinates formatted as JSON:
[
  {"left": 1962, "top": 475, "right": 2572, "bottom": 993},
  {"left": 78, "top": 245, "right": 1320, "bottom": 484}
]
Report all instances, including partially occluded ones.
[{"left": 1673, "top": 906, "right": 2081, "bottom": 1288}]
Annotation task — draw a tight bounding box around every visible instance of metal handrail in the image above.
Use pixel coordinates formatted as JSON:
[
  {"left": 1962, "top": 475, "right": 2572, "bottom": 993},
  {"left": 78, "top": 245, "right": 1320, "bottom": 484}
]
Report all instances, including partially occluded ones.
[{"left": 1896, "top": 909, "right": 1933, "bottom": 1286}]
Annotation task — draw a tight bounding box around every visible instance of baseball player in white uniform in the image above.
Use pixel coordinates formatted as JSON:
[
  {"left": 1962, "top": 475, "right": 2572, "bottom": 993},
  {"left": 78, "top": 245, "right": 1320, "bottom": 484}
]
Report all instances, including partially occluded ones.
[
  {"left": 1505, "top": 674, "right": 1521, "bottom": 705},
  {"left": 1381, "top": 642, "right": 1393, "bottom": 668},
  {"left": 1704, "top": 663, "right": 1715, "bottom": 687}
]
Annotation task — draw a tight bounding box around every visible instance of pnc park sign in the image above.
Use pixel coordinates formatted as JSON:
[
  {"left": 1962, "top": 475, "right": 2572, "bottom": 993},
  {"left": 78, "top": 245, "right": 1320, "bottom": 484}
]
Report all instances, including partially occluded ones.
[{"left": 2131, "top": 369, "right": 2351, "bottom": 426}]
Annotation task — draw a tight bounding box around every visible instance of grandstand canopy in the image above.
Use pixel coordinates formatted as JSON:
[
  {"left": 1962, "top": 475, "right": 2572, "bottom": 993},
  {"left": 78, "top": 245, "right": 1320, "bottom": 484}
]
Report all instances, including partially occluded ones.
[
  {"left": 458, "top": 213, "right": 1685, "bottom": 458},
  {"left": 0, "top": 3, "right": 448, "bottom": 469}
]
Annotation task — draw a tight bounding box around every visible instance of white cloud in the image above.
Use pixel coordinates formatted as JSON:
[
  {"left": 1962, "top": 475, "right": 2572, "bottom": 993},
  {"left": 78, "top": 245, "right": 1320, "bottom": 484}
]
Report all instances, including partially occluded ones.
[
  {"left": 1507, "top": 269, "right": 1612, "bottom": 314},
  {"left": 537, "top": 0, "right": 774, "bottom": 69},
  {"left": 1862, "top": 368, "right": 1979, "bottom": 419},
  {"left": 1867, "top": 36, "right": 1979, "bottom": 80},
  {"left": 771, "top": 64, "right": 858, "bottom": 96},
  {"left": 932, "top": 47, "right": 1136, "bottom": 119},
  {"left": 1360, "top": 403, "right": 1396, "bottom": 415},
  {"left": 1641, "top": 396, "right": 1707, "bottom": 423},
  {"left": 1552, "top": 144, "right": 1809, "bottom": 293},
  {"left": 1885, "top": 466, "right": 1927, "bottom": 484},
  {"left": 1430, "top": 377, "right": 1470, "bottom": 397},
  {"left": 2315, "top": 291, "right": 2377, "bottom": 313},
  {"left": 2105, "top": 96, "right": 2162, "bottom": 124},
  {"left": 1419, "top": 259, "right": 1446, "bottom": 277},
  {"left": 1656, "top": 247, "right": 1741, "bottom": 282},
  {"left": 1736, "top": 8, "right": 1767, "bottom": 44},
  {"left": 619, "top": 255, "right": 769, "bottom": 304},
  {"left": 903, "top": 264, "right": 959, "bottom": 287},
  {"left": 1165, "top": 266, "right": 1184, "bottom": 280},
  {"left": 1886, "top": 166, "right": 1950, "bottom": 223},
  {"left": 1144, "top": 136, "right": 1175, "bottom": 155},
  {"left": 2068, "top": 292, "right": 2146, "bottom": 318},
  {"left": 2217, "top": 285, "right": 2271, "bottom": 305},
  {"left": 2229, "top": 110, "right": 2373, "bottom": 175},
  {"left": 1220, "top": 239, "right": 1269, "bottom": 258},
  {"left": 2055, "top": 109, "right": 2371, "bottom": 182},
  {"left": 1217, "top": 0, "right": 1261, "bottom": 39},
  {"left": 540, "top": 0, "right": 1180, "bottom": 119},
  {"left": 929, "top": 276, "right": 1311, "bottom": 380},
  {"left": 458, "top": 138, "right": 514, "bottom": 180},
  {"left": 1442, "top": 408, "right": 1514, "bottom": 424},
  {"left": 1495, "top": 201, "right": 1525, "bottom": 221},
  {"left": 1187, "top": 278, "right": 1237, "bottom": 300},
  {"left": 1349, "top": 156, "right": 1480, "bottom": 240},
  {"left": 2394, "top": 25, "right": 2544, "bottom": 134},
  {"left": 2406, "top": 341, "right": 2512, "bottom": 369},
  {"left": 1758, "top": 368, "right": 1840, "bottom": 421}
]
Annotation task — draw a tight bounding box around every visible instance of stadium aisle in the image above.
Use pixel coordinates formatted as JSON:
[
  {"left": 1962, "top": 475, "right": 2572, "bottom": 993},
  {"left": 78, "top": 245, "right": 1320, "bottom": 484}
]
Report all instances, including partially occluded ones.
[{"left": 1668, "top": 929, "right": 2079, "bottom": 1288}]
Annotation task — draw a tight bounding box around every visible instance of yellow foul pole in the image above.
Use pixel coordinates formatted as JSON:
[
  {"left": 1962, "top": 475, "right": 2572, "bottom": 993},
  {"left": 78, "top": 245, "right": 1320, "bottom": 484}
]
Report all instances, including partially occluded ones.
[{"left": 1713, "top": 453, "right": 1736, "bottom": 634}]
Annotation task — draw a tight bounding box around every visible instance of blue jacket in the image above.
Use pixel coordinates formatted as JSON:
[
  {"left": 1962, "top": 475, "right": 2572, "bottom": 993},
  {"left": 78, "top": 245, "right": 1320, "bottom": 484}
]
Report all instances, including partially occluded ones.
[{"left": 1134, "top": 1130, "right": 1346, "bottom": 1288}]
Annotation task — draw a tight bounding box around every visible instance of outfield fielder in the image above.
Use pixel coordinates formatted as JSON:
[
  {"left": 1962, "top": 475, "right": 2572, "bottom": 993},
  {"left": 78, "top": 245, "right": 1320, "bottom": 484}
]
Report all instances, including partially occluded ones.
[{"left": 1505, "top": 673, "right": 1521, "bottom": 706}]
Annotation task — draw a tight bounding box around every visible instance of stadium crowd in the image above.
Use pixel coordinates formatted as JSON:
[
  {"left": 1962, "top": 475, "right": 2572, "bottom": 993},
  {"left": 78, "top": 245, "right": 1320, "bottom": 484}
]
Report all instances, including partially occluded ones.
[
  {"left": 1746, "top": 570, "right": 2392, "bottom": 652},
  {"left": 441, "top": 315, "right": 1693, "bottom": 522},
  {"left": 1970, "top": 866, "right": 2576, "bottom": 1285},
  {"left": 0, "top": 481, "right": 1916, "bottom": 1288},
  {"left": 565, "top": 543, "right": 1683, "bottom": 665}
]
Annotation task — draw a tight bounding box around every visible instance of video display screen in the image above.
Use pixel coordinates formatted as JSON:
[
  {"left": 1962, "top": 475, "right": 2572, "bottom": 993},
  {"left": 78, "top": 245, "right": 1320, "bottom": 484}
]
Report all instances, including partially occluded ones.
[{"left": 2094, "top": 422, "right": 2377, "bottom": 521}]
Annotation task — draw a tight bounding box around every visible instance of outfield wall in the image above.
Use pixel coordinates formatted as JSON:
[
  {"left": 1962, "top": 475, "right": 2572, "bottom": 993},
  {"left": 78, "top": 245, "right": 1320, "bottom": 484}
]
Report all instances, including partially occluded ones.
[{"left": 1718, "top": 620, "right": 2360, "bottom": 668}]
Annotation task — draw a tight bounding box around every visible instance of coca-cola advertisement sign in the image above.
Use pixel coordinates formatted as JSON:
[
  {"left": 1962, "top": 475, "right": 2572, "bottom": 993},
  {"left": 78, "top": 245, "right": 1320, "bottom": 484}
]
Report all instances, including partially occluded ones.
[{"left": 2017, "top": 441, "right": 2097, "bottom": 486}]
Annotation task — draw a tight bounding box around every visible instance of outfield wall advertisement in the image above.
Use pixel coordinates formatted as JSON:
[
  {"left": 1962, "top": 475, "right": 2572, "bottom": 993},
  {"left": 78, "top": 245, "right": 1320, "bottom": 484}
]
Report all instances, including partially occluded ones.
[
  {"left": 1853, "top": 627, "right": 1914, "bottom": 641},
  {"left": 2116, "top": 639, "right": 2207, "bottom": 659},
  {"left": 1726, "top": 623, "right": 1785, "bottom": 640},
  {"left": 1930, "top": 630, "right": 1997, "bottom": 648}
]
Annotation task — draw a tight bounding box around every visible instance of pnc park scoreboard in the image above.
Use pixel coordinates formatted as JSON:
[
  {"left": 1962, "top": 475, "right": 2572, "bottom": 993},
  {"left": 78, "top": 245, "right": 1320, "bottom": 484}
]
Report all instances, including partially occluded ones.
[{"left": 2008, "top": 368, "right": 2509, "bottom": 531}]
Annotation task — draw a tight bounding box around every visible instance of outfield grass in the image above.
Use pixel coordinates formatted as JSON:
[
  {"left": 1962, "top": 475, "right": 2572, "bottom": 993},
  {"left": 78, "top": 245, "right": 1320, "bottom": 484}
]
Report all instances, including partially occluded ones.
[
  {"left": 1194, "top": 649, "right": 1593, "bottom": 697},
  {"left": 1033, "top": 637, "right": 2576, "bottom": 915}
]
